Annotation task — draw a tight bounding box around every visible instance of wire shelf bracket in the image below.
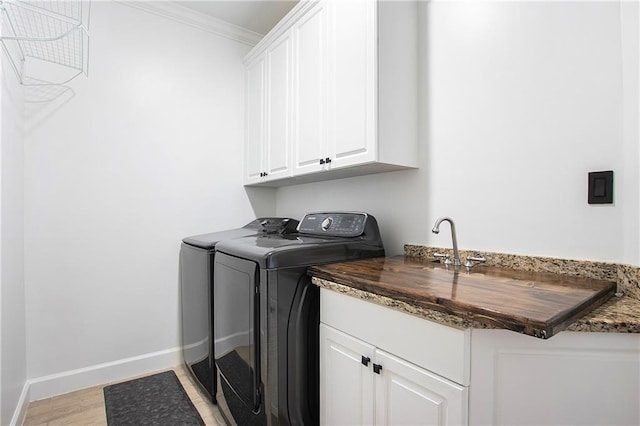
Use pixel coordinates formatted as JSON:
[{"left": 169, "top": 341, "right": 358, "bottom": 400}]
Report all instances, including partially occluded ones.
[{"left": 0, "top": 0, "right": 91, "bottom": 90}]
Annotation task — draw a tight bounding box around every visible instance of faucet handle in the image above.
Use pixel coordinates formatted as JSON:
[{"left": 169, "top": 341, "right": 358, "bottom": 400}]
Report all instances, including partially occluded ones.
[
  {"left": 434, "top": 252, "right": 451, "bottom": 265},
  {"left": 464, "top": 254, "right": 487, "bottom": 268}
]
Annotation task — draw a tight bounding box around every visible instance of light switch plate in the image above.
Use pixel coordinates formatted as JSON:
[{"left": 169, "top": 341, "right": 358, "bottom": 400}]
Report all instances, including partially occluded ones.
[{"left": 588, "top": 170, "right": 613, "bottom": 204}]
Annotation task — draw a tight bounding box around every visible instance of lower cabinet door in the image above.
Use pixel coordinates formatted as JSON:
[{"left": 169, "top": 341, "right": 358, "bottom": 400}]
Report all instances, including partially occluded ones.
[
  {"left": 320, "top": 324, "right": 374, "bottom": 425},
  {"left": 374, "top": 349, "right": 468, "bottom": 426},
  {"left": 321, "top": 323, "right": 468, "bottom": 425}
]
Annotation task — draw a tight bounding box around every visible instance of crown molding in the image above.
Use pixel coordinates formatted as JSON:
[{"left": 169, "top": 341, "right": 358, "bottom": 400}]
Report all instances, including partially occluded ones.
[
  {"left": 243, "top": 0, "right": 315, "bottom": 64},
  {"left": 114, "top": 0, "right": 264, "bottom": 46}
]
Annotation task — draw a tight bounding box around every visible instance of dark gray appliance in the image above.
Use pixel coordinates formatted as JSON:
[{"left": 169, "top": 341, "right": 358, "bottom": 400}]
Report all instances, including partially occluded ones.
[
  {"left": 179, "top": 217, "right": 298, "bottom": 402},
  {"left": 213, "top": 212, "right": 385, "bottom": 425}
]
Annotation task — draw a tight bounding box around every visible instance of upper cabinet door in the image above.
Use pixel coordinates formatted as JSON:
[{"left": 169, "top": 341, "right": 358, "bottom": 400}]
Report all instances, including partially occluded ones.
[
  {"left": 327, "top": 0, "right": 377, "bottom": 168},
  {"left": 245, "top": 57, "right": 265, "bottom": 184},
  {"left": 265, "top": 31, "right": 293, "bottom": 180},
  {"left": 243, "top": 0, "right": 417, "bottom": 187},
  {"left": 292, "top": 1, "right": 327, "bottom": 176}
]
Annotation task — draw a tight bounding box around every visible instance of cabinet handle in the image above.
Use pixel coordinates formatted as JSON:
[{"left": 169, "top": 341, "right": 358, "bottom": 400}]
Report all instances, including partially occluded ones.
[
  {"left": 325, "top": 157, "right": 332, "bottom": 164},
  {"left": 319, "top": 159, "right": 325, "bottom": 165},
  {"left": 361, "top": 356, "right": 371, "bottom": 367},
  {"left": 373, "top": 363, "right": 382, "bottom": 374}
]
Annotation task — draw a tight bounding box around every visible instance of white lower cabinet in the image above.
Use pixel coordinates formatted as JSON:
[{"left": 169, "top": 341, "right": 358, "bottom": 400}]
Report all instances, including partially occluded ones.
[
  {"left": 469, "top": 329, "right": 640, "bottom": 426},
  {"left": 320, "top": 324, "right": 375, "bottom": 425},
  {"left": 320, "top": 289, "right": 640, "bottom": 426},
  {"left": 321, "top": 324, "right": 467, "bottom": 425},
  {"left": 375, "top": 349, "right": 467, "bottom": 426},
  {"left": 320, "top": 289, "right": 469, "bottom": 425}
]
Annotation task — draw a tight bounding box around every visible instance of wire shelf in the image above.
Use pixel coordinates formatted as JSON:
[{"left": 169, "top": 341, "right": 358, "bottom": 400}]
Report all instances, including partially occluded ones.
[{"left": 0, "top": 0, "right": 90, "bottom": 90}]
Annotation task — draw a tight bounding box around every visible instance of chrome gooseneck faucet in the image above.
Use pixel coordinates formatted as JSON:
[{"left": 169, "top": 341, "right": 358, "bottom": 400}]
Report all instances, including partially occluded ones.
[{"left": 432, "top": 217, "right": 461, "bottom": 266}]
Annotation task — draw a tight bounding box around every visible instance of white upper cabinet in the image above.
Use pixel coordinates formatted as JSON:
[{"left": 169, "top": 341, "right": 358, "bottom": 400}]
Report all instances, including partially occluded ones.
[
  {"left": 244, "top": 0, "right": 418, "bottom": 186},
  {"left": 292, "top": 2, "right": 327, "bottom": 176},
  {"left": 325, "top": 0, "right": 376, "bottom": 170},
  {"left": 245, "top": 30, "right": 293, "bottom": 185},
  {"left": 245, "top": 57, "right": 265, "bottom": 184},
  {"left": 265, "top": 31, "right": 293, "bottom": 181}
]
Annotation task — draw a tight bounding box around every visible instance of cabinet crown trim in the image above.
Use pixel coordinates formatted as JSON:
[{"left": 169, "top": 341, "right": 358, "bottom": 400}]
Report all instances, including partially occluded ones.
[{"left": 243, "top": 0, "right": 319, "bottom": 64}]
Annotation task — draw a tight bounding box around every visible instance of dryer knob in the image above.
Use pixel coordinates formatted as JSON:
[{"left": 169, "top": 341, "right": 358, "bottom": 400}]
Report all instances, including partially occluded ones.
[{"left": 321, "top": 217, "right": 333, "bottom": 231}]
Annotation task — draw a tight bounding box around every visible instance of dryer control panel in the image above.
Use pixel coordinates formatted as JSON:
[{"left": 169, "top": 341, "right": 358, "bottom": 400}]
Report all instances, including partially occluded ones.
[{"left": 297, "top": 212, "right": 368, "bottom": 237}]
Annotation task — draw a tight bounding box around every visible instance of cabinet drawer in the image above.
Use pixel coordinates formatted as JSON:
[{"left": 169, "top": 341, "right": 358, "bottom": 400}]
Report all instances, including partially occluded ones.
[{"left": 320, "top": 288, "right": 471, "bottom": 386}]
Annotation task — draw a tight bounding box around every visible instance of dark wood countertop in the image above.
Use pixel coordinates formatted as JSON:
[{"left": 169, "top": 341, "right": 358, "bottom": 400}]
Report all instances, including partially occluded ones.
[{"left": 309, "top": 255, "right": 617, "bottom": 338}]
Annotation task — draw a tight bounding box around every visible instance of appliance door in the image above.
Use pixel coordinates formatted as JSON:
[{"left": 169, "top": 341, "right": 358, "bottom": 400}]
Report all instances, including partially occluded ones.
[
  {"left": 179, "top": 243, "right": 215, "bottom": 399},
  {"left": 214, "top": 252, "right": 261, "bottom": 412},
  {"left": 287, "top": 275, "right": 320, "bottom": 425}
]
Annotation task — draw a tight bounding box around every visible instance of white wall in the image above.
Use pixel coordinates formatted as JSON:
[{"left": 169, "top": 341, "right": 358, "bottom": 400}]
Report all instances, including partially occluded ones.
[
  {"left": 276, "top": 1, "right": 640, "bottom": 265},
  {"left": 13, "top": 0, "right": 640, "bottom": 404},
  {"left": 621, "top": 1, "right": 640, "bottom": 267},
  {"left": 23, "top": 1, "right": 261, "bottom": 386},
  {"left": 0, "top": 38, "right": 26, "bottom": 424}
]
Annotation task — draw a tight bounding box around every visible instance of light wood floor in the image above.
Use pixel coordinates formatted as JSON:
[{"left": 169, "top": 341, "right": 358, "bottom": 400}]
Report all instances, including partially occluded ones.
[{"left": 23, "top": 364, "right": 225, "bottom": 425}]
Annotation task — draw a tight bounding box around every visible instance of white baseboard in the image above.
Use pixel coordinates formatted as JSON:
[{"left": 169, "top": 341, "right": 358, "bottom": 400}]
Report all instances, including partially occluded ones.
[
  {"left": 10, "top": 382, "right": 29, "bottom": 426},
  {"left": 27, "top": 347, "right": 182, "bottom": 401}
]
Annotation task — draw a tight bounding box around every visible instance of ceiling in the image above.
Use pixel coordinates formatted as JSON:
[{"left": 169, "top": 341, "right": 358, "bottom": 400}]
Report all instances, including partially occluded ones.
[{"left": 174, "top": 1, "right": 299, "bottom": 35}]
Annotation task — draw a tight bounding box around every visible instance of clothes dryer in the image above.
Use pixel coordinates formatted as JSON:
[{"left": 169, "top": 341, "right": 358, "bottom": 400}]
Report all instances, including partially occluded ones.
[
  {"left": 179, "top": 217, "right": 298, "bottom": 402},
  {"left": 213, "top": 212, "right": 385, "bottom": 425}
]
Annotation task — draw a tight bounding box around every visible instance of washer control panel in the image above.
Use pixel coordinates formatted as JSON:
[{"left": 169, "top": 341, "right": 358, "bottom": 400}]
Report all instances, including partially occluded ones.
[
  {"left": 298, "top": 212, "right": 368, "bottom": 237},
  {"left": 258, "top": 217, "right": 299, "bottom": 234}
]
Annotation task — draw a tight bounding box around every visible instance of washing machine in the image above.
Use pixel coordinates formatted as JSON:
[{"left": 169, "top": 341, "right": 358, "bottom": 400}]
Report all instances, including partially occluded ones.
[
  {"left": 179, "top": 217, "right": 298, "bottom": 402},
  {"left": 212, "top": 212, "right": 385, "bottom": 425}
]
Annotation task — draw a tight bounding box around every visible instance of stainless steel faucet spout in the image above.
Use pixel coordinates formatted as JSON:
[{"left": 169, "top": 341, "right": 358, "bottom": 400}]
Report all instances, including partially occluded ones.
[{"left": 431, "top": 217, "right": 461, "bottom": 266}]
